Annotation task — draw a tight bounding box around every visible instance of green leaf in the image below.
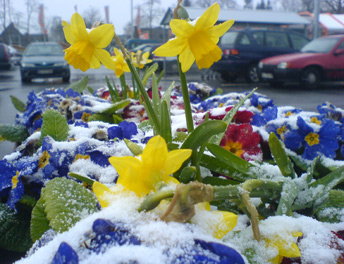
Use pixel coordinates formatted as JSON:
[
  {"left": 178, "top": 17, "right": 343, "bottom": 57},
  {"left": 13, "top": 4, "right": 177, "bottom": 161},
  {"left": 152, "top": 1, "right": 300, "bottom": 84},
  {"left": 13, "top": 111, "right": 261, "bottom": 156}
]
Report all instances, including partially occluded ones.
[
  {"left": 124, "top": 139, "right": 143, "bottom": 156},
  {"left": 268, "top": 132, "right": 295, "bottom": 178},
  {"left": 0, "top": 124, "right": 29, "bottom": 143},
  {"left": 30, "top": 178, "right": 99, "bottom": 241},
  {"left": 181, "top": 120, "right": 226, "bottom": 152},
  {"left": 275, "top": 180, "right": 298, "bottom": 216},
  {"left": 88, "top": 113, "right": 115, "bottom": 123},
  {"left": 160, "top": 100, "right": 172, "bottom": 144},
  {"left": 142, "top": 63, "right": 159, "bottom": 87},
  {"left": 39, "top": 109, "right": 69, "bottom": 144},
  {"left": 210, "top": 88, "right": 257, "bottom": 145},
  {"left": 10, "top": 95, "right": 26, "bottom": 112},
  {"left": 105, "top": 75, "right": 121, "bottom": 102},
  {"left": 205, "top": 144, "right": 258, "bottom": 181},
  {"left": 67, "top": 76, "right": 89, "bottom": 94},
  {"left": 179, "top": 166, "right": 197, "bottom": 183},
  {"left": 314, "top": 190, "right": 344, "bottom": 223},
  {"left": 99, "top": 99, "right": 131, "bottom": 115},
  {"left": 0, "top": 203, "right": 33, "bottom": 252},
  {"left": 68, "top": 172, "right": 95, "bottom": 186},
  {"left": 203, "top": 176, "right": 240, "bottom": 186},
  {"left": 30, "top": 194, "right": 50, "bottom": 242}
]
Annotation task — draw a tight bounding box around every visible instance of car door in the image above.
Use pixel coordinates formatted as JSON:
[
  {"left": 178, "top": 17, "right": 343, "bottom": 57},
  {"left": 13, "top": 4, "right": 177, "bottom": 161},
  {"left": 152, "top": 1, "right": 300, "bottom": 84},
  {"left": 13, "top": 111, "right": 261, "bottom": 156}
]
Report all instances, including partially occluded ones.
[
  {"left": 263, "top": 32, "right": 293, "bottom": 58},
  {"left": 332, "top": 39, "right": 344, "bottom": 80}
]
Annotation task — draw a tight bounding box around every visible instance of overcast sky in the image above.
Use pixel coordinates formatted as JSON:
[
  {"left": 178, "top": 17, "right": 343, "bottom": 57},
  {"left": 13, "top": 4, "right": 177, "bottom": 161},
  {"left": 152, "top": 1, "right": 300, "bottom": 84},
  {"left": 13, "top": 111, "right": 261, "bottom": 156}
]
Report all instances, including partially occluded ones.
[{"left": 11, "top": 0, "right": 179, "bottom": 34}]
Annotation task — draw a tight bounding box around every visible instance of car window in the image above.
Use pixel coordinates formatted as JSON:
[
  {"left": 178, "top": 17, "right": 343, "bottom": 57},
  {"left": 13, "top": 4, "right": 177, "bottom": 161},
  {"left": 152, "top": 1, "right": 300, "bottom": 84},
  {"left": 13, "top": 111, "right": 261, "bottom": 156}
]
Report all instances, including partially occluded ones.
[
  {"left": 265, "top": 32, "right": 290, "bottom": 48},
  {"left": 237, "top": 33, "right": 251, "bottom": 45},
  {"left": 24, "top": 44, "right": 63, "bottom": 56},
  {"left": 252, "top": 32, "right": 264, "bottom": 46},
  {"left": 220, "top": 32, "right": 239, "bottom": 45},
  {"left": 301, "top": 37, "right": 340, "bottom": 53},
  {"left": 289, "top": 34, "right": 309, "bottom": 50}
]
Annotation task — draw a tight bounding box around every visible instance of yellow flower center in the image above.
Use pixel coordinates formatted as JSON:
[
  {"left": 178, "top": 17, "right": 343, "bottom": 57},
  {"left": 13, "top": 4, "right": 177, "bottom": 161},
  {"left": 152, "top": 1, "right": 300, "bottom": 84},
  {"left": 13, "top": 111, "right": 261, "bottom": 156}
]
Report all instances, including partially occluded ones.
[
  {"left": 305, "top": 132, "right": 319, "bottom": 146},
  {"left": 223, "top": 140, "right": 244, "bottom": 157},
  {"left": 82, "top": 112, "right": 91, "bottom": 122},
  {"left": 310, "top": 117, "right": 322, "bottom": 125},
  {"left": 284, "top": 111, "right": 294, "bottom": 117},
  {"left": 277, "top": 125, "right": 287, "bottom": 140},
  {"left": 39, "top": 150, "right": 51, "bottom": 168},
  {"left": 74, "top": 154, "right": 90, "bottom": 162},
  {"left": 12, "top": 171, "right": 20, "bottom": 189}
]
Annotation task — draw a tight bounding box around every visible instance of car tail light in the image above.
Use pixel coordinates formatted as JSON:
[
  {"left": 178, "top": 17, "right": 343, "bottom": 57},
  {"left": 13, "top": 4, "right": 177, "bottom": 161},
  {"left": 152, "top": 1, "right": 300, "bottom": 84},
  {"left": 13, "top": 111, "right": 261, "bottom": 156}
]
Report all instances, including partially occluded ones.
[
  {"left": 2, "top": 46, "right": 8, "bottom": 62},
  {"left": 222, "top": 49, "right": 239, "bottom": 55}
]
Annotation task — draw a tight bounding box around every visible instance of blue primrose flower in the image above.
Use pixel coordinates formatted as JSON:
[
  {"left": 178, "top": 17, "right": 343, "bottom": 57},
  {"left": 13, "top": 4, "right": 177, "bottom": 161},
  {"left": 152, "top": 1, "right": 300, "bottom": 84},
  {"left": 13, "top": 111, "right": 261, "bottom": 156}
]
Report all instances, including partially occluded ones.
[
  {"left": 107, "top": 121, "right": 138, "bottom": 140},
  {"left": 172, "top": 239, "right": 245, "bottom": 264},
  {"left": 317, "top": 102, "right": 344, "bottom": 122},
  {"left": 251, "top": 106, "right": 278, "bottom": 127},
  {"left": 89, "top": 219, "right": 141, "bottom": 254},
  {"left": 284, "top": 116, "right": 340, "bottom": 160},
  {"left": 248, "top": 93, "right": 274, "bottom": 111},
  {"left": 52, "top": 242, "right": 79, "bottom": 264},
  {"left": 0, "top": 160, "right": 24, "bottom": 210}
]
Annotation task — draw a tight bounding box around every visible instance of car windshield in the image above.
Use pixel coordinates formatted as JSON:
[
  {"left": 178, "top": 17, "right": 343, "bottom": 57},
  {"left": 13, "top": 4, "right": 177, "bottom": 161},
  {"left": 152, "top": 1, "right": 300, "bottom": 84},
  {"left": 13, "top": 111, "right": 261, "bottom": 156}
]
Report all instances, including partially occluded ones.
[
  {"left": 301, "top": 38, "right": 340, "bottom": 53},
  {"left": 24, "top": 44, "right": 64, "bottom": 56},
  {"left": 220, "top": 32, "right": 239, "bottom": 45}
]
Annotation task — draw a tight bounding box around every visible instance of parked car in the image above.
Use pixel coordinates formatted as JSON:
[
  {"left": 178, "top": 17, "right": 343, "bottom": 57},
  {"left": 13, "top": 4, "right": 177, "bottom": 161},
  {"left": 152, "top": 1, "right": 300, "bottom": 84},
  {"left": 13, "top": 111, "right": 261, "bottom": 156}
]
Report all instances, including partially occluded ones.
[
  {"left": 0, "top": 43, "right": 13, "bottom": 70},
  {"left": 211, "top": 29, "right": 310, "bottom": 83},
  {"left": 7, "top": 45, "right": 22, "bottom": 66},
  {"left": 125, "top": 39, "right": 161, "bottom": 52},
  {"left": 258, "top": 35, "right": 344, "bottom": 89},
  {"left": 20, "top": 42, "right": 70, "bottom": 83}
]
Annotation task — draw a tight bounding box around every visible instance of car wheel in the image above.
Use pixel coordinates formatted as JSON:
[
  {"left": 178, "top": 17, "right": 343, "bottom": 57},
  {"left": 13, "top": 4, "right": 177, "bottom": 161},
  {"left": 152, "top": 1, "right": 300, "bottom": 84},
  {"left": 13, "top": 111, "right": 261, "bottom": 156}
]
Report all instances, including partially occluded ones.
[
  {"left": 246, "top": 63, "right": 259, "bottom": 83},
  {"left": 301, "top": 67, "right": 321, "bottom": 89},
  {"left": 220, "top": 73, "right": 237, "bottom": 82}
]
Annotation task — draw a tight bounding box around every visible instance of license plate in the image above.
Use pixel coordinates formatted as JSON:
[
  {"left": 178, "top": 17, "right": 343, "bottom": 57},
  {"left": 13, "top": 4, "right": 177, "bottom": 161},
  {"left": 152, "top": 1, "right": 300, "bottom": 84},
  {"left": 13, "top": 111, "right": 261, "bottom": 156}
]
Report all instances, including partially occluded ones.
[
  {"left": 262, "top": 72, "right": 273, "bottom": 79},
  {"left": 38, "top": 69, "right": 53, "bottom": 74}
]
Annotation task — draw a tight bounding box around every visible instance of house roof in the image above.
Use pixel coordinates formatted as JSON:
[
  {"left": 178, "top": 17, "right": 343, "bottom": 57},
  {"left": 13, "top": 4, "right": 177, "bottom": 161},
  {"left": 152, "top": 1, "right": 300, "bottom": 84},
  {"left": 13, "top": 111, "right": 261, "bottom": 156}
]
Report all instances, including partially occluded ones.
[
  {"left": 299, "top": 12, "right": 344, "bottom": 32},
  {"left": 160, "top": 7, "right": 310, "bottom": 26}
]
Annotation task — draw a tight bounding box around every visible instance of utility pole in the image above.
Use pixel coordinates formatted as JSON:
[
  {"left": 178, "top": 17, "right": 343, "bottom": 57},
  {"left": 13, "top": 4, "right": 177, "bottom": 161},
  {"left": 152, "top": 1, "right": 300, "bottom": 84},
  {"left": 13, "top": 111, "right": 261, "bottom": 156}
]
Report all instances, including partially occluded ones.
[
  {"left": 313, "top": 0, "right": 320, "bottom": 39},
  {"left": 131, "top": 0, "right": 134, "bottom": 38}
]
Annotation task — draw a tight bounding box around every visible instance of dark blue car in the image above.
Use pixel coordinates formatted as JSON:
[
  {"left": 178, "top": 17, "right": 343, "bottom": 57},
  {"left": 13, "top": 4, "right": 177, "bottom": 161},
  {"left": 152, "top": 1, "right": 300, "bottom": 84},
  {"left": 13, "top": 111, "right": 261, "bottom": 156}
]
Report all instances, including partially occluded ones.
[{"left": 211, "top": 29, "right": 310, "bottom": 83}]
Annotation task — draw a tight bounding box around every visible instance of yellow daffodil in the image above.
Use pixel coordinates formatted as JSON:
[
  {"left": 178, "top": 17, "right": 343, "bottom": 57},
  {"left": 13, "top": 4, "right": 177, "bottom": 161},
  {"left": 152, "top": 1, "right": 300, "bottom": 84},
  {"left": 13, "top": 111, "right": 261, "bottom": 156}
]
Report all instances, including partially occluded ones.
[
  {"left": 132, "top": 50, "right": 152, "bottom": 69},
  {"left": 62, "top": 13, "right": 115, "bottom": 71},
  {"left": 153, "top": 3, "right": 234, "bottom": 72},
  {"left": 191, "top": 202, "right": 238, "bottom": 239},
  {"left": 93, "top": 136, "right": 192, "bottom": 203},
  {"left": 265, "top": 231, "right": 302, "bottom": 264},
  {"left": 112, "top": 47, "right": 130, "bottom": 77}
]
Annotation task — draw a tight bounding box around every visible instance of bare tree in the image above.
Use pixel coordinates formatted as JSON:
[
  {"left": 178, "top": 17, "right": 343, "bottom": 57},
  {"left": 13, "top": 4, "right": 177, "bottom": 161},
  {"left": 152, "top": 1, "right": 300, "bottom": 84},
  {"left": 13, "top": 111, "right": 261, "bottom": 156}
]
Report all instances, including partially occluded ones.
[
  {"left": 244, "top": 0, "right": 254, "bottom": 9},
  {"left": 196, "top": 0, "right": 214, "bottom": 7},
  {"left": 25, "top": 0, "right": 38, "bottom": 34},
  {"left": 183, "top": 0, "right": 192, "bottom": 6},
  {"left": 218, "top": 0, "right": 238, "bottom": 8},
  {"left": 322, "top": 0, "right": 344, "bottom": 13},
  {"left": 138, "top": 0, "right": 164, "bottom": 30},
  {"left": 82, "top": 7, "right": 102, "bottom": 28},
  {"left": 0, "top": 0, "right": 11, "bottom": 31},
  {"left": 279, "top": 0, "right": 303, "bottom": 12}
]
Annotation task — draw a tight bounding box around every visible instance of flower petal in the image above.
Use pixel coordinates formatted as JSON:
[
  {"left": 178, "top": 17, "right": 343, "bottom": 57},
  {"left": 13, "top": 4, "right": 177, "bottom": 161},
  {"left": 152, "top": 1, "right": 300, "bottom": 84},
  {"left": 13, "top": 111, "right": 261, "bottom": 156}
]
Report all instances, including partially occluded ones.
[
  {"left": 89, "top": 24, "right": 115, "bottom": 48},
  {"left": 205, "top": 19, "right": 235, "bottom": 42},
  {"left": 212, "top": 211, "right": 238, "bottom": 239},
  {"left": 179, "top": 46, "right": 195, "bottom": 72},
  {"left": 141, "top": 136, "right": 168, "bottom": 172},
  {"left": 163, "top": 149, "right": 192, "bottom": 175},
  {"left": 153, "top": 37, "right": 186, "bottom": 57},
  {"left": 170, "top": 19, "right": 194, "bottom": 38},
  {"left": 93, "top": 49, "right": 116, "bottom": 70},
  {"left": 195, "top": 2, "right": 220, "bottom": 31},
  {"left": 92, "top": 181, "right": 113, "bottom": 208},
  {"left": 70, "top": 13, "right": 88, "bottom": 41},
  {"left": 62, "top": 21, "right": 77, "bottom": 45}
]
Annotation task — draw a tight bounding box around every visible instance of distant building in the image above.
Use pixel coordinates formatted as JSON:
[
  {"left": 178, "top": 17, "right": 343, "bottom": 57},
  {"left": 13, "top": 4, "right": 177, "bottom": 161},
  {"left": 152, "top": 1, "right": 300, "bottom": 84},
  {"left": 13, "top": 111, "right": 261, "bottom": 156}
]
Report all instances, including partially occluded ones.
[
  {"left": 160, "top": 7, "right": 310, "bottom": 33},
  {"left": 0, "top": 23, "right": 46, "bottom": 47}
]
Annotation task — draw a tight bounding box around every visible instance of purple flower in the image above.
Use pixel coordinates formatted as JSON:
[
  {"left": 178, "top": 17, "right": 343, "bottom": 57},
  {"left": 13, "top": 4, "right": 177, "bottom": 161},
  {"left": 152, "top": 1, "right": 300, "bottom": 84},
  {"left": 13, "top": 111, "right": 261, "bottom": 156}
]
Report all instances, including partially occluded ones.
[
  {"left": 52, "top": 242, "right": 79, "bottom": 264},
  {"left": 251, "top": 106, "right": 278, "bottom": 127},
  {"left": 284, "top": 117, "right": 340, "bottom": 160},
  {"left": 107, "top": 121, "right": 138, "bottom": 140}
]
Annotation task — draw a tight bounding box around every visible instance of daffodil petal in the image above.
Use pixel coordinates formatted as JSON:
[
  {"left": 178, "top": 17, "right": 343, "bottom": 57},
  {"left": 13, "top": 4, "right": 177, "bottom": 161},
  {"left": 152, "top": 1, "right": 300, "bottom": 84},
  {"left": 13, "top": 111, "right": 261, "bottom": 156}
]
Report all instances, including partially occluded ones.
[
  {"left": 196, "top": 45, "right": 222, "bottom": 70},
  {"left": 163, "top": 149, "right": 192, "bottom": 175},
  {"left": 92, "top": 181, "right": 113, "bottom": 208},
  {"left": 179, "top": 46, "right": 195, "bottom": 72},
  {"left": 163, "top": 175, "right": 180, "bottom": 185},
  {"left": 89, "top": 24, "right": 115, "bottom": 48},
  {"left": 109, "top": 156, "right": 150, "bottom": 196},
  {"left": 212, "top": 211, "right": 238, "bottom": 239},
  {"left": 276, "top": 240, "right": 301, "bottom": 258},
  {"left": 93, "top": 48, "right": 115, "bottom": 70},
  {"left": 62, "top": 21, "right": 77, "bottom": 45},
  {"left": 153, "top": 38, "right": 186, "bottom": 57},
  {"left": 89, "top": 54, "right": 101, "bottom": 69},
  {"left": 71, "top": 13, "right": 88, "bottom": 41},
  {"left": 205, "top": 19, "right": 235, "bottom": 40},
  {"left": 170, "top": 19, "right": 194, "bottom": 38},
  {"left": 195, "top": 2, "right": 220, "bottom": 31},
  {"left": 141, "top": 136, "right": 168, "bottom": 172}
]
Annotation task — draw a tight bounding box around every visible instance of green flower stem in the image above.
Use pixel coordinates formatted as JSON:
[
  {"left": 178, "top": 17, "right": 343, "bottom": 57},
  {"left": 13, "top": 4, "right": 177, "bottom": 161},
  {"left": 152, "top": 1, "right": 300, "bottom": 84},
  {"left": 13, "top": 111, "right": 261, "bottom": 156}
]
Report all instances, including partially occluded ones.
[
  {"left": 113, "top": 33, "right": 161, "bottom": 134},
  {"left": 119, "top": 74, "right": 128, "bottom": 99},
  {"left": 138, "top": 190, "right": 175, "bottom": 212},
  {"left": 177, "top": 58, "right": 194, "bottom": 133}
]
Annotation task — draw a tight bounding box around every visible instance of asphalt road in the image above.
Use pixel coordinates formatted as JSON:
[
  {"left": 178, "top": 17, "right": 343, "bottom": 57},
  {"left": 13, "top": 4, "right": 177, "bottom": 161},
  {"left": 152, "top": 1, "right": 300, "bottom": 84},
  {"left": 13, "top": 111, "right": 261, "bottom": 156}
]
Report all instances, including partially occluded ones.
[{"left": 1, "top": 66, "right": 344, "bottom": 158}]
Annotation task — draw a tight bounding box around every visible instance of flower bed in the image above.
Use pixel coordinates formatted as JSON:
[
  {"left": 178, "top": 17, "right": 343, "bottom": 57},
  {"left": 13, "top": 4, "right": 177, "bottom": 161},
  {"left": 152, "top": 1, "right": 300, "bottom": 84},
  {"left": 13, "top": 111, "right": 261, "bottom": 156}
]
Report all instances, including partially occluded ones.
[{"left": 1, "top": 2, "right": 344, "bottom": 263}]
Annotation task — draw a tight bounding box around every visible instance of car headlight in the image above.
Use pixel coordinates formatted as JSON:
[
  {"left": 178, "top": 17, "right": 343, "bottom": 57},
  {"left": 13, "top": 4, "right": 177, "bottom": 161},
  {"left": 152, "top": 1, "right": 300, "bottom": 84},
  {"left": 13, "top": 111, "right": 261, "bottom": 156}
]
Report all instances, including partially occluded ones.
[
  {"left": 258, "top": 61, "right": 263, "bottom": 68},
  {"left": 21, "top": 63, "right": 35, "bottom": 67},
  {"left": 277, "top": 62, "right": 289, "bottom": 69},
  {"left": 53, "top": 62, "right": 69, "bottom": 67}
]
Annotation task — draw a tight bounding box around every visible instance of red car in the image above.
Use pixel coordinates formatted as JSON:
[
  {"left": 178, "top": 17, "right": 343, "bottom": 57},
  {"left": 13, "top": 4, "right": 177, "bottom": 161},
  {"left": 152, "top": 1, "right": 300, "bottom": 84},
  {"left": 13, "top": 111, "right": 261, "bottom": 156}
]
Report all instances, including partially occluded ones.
[{"left": 258, "top": 35, "right": 344, "bottom": 89}]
